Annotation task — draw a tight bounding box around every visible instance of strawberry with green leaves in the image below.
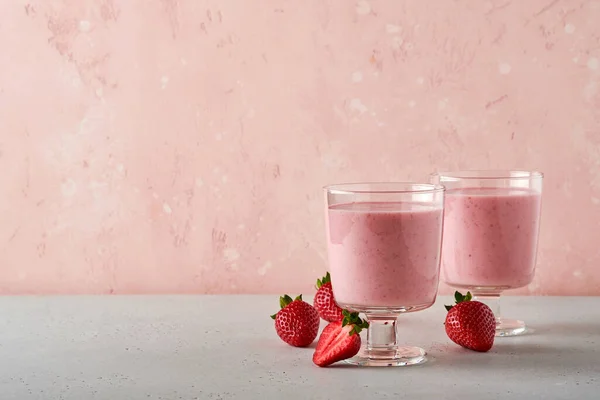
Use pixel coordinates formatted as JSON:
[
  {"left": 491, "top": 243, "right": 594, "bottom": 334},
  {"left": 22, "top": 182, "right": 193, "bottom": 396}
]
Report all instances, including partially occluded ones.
[
  {"left": 312, "top": 310, "right": 369, "bottom": 367},
  {"left": 271, "top": 294, "right": 320, "bottom": 347},
  {"left": 444, "top": 291, "right": 495, "bottom": 352},
  {"left": 313, "top": 272, "right": 344, "bottom": 322}
]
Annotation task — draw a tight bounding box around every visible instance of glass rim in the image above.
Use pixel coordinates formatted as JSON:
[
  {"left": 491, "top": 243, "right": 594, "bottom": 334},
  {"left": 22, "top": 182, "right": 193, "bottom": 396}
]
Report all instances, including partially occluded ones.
[
  {"left": 431, "top": 170, "right": 543, "bottom": 180},
  {"left": 323, "top": 182, "right": 445, "bottom": 195}
]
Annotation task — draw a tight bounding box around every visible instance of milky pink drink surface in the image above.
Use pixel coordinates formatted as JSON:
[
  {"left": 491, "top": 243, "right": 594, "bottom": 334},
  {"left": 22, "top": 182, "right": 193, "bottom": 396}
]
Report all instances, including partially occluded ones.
[
  {"left": 441, "top": 187, "right": 542, "bottom": 289},
  {"left": 326, "top": 202, "right": 443, "bottom": 309}
]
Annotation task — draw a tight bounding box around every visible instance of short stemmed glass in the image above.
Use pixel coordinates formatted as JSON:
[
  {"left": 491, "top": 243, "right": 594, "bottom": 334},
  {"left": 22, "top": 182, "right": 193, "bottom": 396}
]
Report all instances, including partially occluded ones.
[
  {"left": 324, "top": 183, "right": 445, "bottom": 366},
  {"left": 431, "top": 171, "right": 543, "bottom": 337}
]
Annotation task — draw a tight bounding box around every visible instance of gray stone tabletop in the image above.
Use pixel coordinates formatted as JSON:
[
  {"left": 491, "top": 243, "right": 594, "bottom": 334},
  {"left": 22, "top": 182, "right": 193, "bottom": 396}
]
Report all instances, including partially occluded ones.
[{"left": 0, "top": 295, "right": 598, "bottom": 399}]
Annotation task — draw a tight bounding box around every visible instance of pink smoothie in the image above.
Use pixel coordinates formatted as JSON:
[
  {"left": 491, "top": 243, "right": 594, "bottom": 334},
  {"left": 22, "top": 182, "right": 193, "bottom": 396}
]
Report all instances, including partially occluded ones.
[
  {"left": 441, "top": 187, "right": 542, "bottom": 289},
  {"left": 326, "top": 202, "right": 444, "bottom": 309}
]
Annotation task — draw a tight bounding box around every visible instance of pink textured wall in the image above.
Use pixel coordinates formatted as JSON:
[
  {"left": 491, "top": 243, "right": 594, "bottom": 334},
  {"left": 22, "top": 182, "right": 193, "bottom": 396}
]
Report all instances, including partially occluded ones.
[{"left": 1, "top": 1, "right": 599, "bottom": 295}]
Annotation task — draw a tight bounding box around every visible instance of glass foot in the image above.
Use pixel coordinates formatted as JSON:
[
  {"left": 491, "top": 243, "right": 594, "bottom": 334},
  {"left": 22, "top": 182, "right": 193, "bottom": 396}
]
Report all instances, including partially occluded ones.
[
  {"left": 496, "top": 318, "right": 527, "bottom": 337},
  {"left": 467, "top": 291, "right": 530, "bottom": 337},
  {"left": 343, "top": 346, "right": 427, "bottom": 367}
]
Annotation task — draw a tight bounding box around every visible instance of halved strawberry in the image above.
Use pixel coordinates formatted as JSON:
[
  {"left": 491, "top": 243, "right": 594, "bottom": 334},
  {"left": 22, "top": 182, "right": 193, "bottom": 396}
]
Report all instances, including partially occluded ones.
[
  {"left": 312, "top": 310, "right": 369, "bottom": 367},
  {"left": 271, "top": 294, "right": 320, "bottom": 347},
  {"left": 313, "top": 272, "right": 343, "bottom": 322},
  {"left": 444, "top": 291, "right": 495, "bottom": 352}
]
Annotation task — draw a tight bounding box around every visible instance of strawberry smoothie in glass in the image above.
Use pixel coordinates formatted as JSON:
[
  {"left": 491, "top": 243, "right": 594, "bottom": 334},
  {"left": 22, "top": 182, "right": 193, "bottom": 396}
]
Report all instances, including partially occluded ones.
[
  {"left": 324, "top": 183, "right": 445, "bottom": 367},
  {"left": 431, "top": 171, "right": 543, "bottom": 337}
]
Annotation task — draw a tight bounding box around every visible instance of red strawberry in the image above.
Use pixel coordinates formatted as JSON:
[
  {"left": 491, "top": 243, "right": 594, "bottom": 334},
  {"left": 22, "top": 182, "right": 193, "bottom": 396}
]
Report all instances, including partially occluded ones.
[
  {"left": 271, "top": 294, "right": 320, "bottom": 347},
  {"left": 312, "top": 310, "right": 369, "bottom": 367},
  {"left": 313, "top": 272, "right": 343, "bottom": 322},
  {"left": 444, "top": 291, "right": 495, "bottom": 352}
]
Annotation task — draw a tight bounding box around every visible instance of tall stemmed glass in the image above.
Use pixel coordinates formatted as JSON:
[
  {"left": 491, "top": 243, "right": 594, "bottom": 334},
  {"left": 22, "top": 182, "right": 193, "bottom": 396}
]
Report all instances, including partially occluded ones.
[
  {"left": 431, "top": 171, "right": 543, "bottom": 336},
  {"left": 324, "top": 183, "right": 445, "bottom": 366}
]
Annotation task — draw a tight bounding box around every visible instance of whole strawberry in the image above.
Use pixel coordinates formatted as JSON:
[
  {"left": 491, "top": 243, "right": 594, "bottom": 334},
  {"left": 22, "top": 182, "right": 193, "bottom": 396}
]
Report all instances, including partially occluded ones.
[
  {"left": 313, "top": 310, "right": 369, "bottom": 367},
  {"left": 271, "top": 294, "right": 320, "bottom": 347},
  {"left": 313, "top": 272, "right": 343, "bottom": 322},
  {"left": 445, "top": 291, "right": 495, "bottom": 352}
]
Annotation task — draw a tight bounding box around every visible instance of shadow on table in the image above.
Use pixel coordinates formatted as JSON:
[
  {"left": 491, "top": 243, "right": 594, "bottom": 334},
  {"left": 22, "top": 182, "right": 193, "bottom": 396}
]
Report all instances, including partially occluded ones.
[
  {"left": 296, "top": 340, "right": 600, "bottom": 372},
  {"left": 430, "top": 341, "right": 600, "bottom": 372},
  {"left": 530, "top": 321, "right": 600, "bottom": 336}
]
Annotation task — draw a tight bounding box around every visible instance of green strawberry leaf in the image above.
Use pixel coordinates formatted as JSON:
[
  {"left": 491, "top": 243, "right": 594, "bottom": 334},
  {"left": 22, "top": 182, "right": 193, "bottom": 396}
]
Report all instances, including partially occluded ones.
[
  {"left": 454, "top": 291, "right": 463, "bottom": 303},
  {"left": 446, "top": 291, "right": 473, "bottom": 312},
  {"left": 453, "top": 291, "right": 473, "bottom": 304},
  {"left": 316, "top": 272, "right": 332, "bottom": 289},
  {"left": 280, "top": 294, "right": 294, "bottom": 309},
  {"left": 341, "top": 310, "right": 369, "bottom": 336}
]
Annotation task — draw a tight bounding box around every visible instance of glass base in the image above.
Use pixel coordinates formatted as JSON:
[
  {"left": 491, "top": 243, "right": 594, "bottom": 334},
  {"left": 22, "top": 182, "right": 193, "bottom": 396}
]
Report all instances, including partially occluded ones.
[
  {"left": 343, "top": 346, "right": 427, "bottom": 367},
  {"left": 496, "top": 318, "right": 527, "bottom": 337},
  {"left": 450, "top": 288, "right": 532, "bottom": 338}
]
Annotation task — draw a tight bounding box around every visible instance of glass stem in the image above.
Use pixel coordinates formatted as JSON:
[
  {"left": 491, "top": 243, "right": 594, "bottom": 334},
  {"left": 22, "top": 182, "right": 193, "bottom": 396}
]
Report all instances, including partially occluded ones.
[
  {"left": 471, "top": 291, "right": 501, "bottom": 324},
  {"left": 365, "top": 315, "right": 398, "bottom": 351}
]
